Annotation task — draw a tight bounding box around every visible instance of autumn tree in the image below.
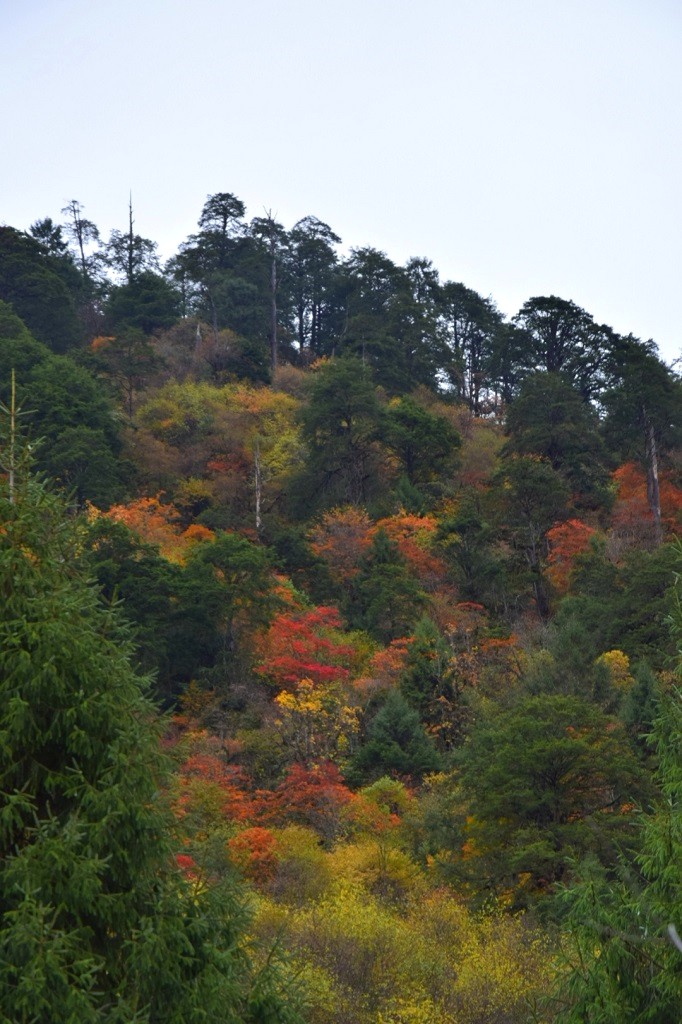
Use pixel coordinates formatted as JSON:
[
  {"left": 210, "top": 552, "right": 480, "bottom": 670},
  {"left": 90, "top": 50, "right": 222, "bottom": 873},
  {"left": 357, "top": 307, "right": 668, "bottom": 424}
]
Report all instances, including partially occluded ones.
[
  {"left": 256, "top": 604, "right": 355, "bottom": 688},
  {"left": 601, "top": 335, "right": 682, "bottom": 545}
]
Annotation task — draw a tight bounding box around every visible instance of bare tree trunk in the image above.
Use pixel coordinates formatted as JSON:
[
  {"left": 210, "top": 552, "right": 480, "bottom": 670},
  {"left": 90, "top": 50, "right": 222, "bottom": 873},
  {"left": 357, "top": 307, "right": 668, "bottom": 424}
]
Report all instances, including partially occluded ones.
[
  {"left": 254, "top": 440, "right": 262, "bottom": 535},
  {"left": 270, "top": 248, "right": 278, "bottom": 371},
  {"left": 8, "top": 370, "right": 16, "bottom": 504},
  {"left": 643, "top": 409, "right": 662, "bottom": 545},
  {"left": 127, "top": 193, "right": 135, "bottom": 285}
]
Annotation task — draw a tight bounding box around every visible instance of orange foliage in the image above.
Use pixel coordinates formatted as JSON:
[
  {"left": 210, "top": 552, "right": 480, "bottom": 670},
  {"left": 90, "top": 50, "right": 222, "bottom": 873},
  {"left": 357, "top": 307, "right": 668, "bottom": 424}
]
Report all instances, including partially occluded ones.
[
  {"left": 353, "top": 636, "right": 413, "bottom": 697},
  {"left": 99, "top": 494, "right": 214, "bottom": 562},
  {"left": 609, "top": 463, "right": 682, "bottom": 553},
  {"left": 309, "top": 506, "right": 374, "bottom": 582},
  {"left": 375, "top": 513, "right": 449, "bottom": 591},
  {"left": 546, "top": 518, "right": 597, "bottom": 593},
  {"left": 90, "top": 335, "right": 116, "bottom": 352},
  {"left": 228, "top": 827, "right": 279, "bottom": 885}
]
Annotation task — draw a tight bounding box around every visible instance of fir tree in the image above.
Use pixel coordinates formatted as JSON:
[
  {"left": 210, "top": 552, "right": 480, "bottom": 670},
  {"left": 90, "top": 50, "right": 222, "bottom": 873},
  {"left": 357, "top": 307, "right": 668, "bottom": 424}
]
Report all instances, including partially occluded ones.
[{"left": 0, "top": 428, "right": 301, "bottom": 1022}]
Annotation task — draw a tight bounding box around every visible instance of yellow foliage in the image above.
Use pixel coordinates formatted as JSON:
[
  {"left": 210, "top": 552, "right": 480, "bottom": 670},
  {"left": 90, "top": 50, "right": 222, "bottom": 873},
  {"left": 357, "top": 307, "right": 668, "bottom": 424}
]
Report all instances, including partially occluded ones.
[
  {"left": 273, "top": 678, "right": 359, "bottom": 764},
  {"left": 596, "top": 649, "right": 635, "bottom": 690},
  {"left": 254, "top": 884, "right": 555, "bottom": 1024}
]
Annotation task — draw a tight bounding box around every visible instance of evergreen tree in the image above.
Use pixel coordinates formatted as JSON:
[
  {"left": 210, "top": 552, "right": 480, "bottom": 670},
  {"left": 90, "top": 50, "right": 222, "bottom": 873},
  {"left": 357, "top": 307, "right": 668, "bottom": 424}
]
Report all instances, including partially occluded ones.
[
  {"left": 350, "top": 689, "right": 442, "bottom": 784},
  {"left": 553, "top": 685, "right": 682, "bottom": 1022},
  {"left": 0, "top": 442, "right": 300, "bottom": 1021},
  {"left": 349, "top": 528, "right": 425, "bottom": 643}
]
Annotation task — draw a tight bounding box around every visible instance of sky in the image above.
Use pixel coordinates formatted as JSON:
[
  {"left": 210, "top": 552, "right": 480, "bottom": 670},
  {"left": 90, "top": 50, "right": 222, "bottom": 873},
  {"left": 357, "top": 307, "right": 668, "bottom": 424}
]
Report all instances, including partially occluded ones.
[{"left": 2, "top": 0, "right": 681, "bottom": 364}]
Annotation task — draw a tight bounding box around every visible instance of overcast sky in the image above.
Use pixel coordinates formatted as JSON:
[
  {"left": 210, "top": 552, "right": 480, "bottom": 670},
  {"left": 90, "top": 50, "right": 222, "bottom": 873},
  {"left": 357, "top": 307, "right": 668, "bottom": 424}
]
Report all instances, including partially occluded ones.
[{"left": 2, "top": 0, "right": 681, "bottom": 364}]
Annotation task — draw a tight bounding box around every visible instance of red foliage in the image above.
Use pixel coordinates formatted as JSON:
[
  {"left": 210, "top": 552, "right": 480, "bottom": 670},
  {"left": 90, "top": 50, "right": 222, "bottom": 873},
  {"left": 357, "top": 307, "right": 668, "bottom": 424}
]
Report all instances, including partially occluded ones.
[
  {"left": 259, "top": 762, "right": 355, "bottom": 841},
  {"left": 175, "top": 852, "right": 201, "bottom": 883},
  {"left": 256, "top": 605, "right": 355, "bottom": 688}
]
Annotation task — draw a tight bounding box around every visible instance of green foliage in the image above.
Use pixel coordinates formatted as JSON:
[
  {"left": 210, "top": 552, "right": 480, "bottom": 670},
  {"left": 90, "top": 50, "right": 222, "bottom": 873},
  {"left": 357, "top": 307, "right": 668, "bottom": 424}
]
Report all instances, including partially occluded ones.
[
  {"left": 295, "top": 355, "right": 385, "bottom": 513},
  {"left": 552, "top": 687, "right": 682, "bottom": 1022},
  {"left": 436, "top": 495, "right": 506, "bottom": 609},
  {"left": 383, "top": 395, "right": 460, "bottom": 490},
  {"left": 400, "top": 617, "right": 464, "bottom": 749},
  {"left": 458, "top": 694, "right": 647, "bottom": 902},
  {"left": 348, "top": 528, "right": 426, "bottom": 643},
  {"left": 0, "top": 459, "right": 301, "bottom": 1022},
  {"left": 80, "top": 516, "right": 183, "bottom": 697},
  {"left": 556, "top": 541, "right": 681, "bottom": 669},
  {"left": 504, "top": 372, "right": 612, "bottom": 511},
  {"left": 350, "top": 690, "right": 442, "bottom": 784},
  {"left": 491, "top": 453, "right": 571, "bottom": 616},
  {"left": 0, "top": 225, "right": 83, "bottom": 352}
]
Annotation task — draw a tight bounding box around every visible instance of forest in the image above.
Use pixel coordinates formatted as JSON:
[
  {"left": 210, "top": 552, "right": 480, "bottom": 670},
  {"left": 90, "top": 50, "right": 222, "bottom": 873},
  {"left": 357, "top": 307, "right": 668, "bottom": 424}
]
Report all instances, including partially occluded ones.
[{"left": 0, "top": 192, "right": 681, "bottom": 1023}]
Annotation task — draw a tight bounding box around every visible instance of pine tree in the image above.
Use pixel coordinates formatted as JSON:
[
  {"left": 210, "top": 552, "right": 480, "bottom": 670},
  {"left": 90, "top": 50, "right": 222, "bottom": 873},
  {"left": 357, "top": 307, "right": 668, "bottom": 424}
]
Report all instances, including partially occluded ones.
[{"left": 0, "top": 431, "right": 301, "bottom": 1022}]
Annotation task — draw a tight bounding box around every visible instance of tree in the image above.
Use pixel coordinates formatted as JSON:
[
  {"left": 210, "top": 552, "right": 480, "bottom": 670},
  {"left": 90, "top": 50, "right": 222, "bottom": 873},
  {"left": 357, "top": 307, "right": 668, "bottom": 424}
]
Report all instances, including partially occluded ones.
[
  {"left": 601, "top": 335, "right": 682, "bottom": 545},
  {"left": 491, "top": 454, "right": 571, "bottom": 617},
  {"left": 61, "top": 199, "right": 101, "bottom": 282},
  {"left": 349, "top": 689, "right": 442, "bottom": 784},
  {"left": 0, "top": 446, "right": 301, "bottom": 1022},
  {"left": 553, "top": 683, "right": 682, "bottom": 1023},
  {"left": 104, "top": 198, "right": 160, "bottom": 285},
  {"left": 181, "top": 530, "right": 278, "bottom": 682},
  {"left": 22, "top": 353, "right": 126, "bottom": 506},
  {"left": 349, "top": 528, "right": 426, "bottom": 644},
  {"left": 296, "top": 355, "right": 385, "bottom": 512},
  {"left": 0, "top": 226, "right": 82, "bottom": 352},
  {"left": 285, "top": 215, "right": 342, "bottom": 356},
  {"left": 400, "top": 616, "right": 462, "bottom": 750},
  {"left": 250, "top": 212, "right": 289, "bottom": 370},
  {"left": 382, "top": 395, "right": 460, "bottom": 491},
  {"left": 458, "top": 694, "right": 647, "bottom": 902},
  {"left": 511, "top": 295, "right": 613, "bottom": 399},
  {"left": 90, "top": 329, "right": 163, "bottom": 418},
  {"left": 438, "top": 281, "right": 502, "bottom": 412},
  {"left": 503, "top": 372, "right": 612, "bottom": 512},
  {"left": 105, "top": 271, "right": 180, "bottom": 335}
]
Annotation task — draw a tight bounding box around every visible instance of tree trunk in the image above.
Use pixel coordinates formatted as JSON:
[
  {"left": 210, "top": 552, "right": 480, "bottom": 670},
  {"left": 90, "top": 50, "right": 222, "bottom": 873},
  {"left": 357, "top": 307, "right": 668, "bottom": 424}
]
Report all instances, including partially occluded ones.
[
  {"left": 270, "top": 249, "right": 278, "bottom": 371},
  {"left": 643, "top": 408, "right": 662, "bottom": 545}
]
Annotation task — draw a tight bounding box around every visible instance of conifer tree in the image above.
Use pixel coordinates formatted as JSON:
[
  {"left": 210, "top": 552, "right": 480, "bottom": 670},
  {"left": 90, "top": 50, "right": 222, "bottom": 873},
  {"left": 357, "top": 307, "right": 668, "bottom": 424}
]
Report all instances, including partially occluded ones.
[
  {"left": 552, "top": 569, "right": 682, "bottom": 1021},
  {"left": 0, "top": 428, "right": 301, "bottom": 1021}
]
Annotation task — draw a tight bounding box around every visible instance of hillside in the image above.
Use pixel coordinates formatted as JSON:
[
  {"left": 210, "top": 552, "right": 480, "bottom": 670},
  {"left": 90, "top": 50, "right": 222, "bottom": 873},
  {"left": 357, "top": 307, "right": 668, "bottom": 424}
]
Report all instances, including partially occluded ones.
[{"left": 1, "top": 193, "right": 681, "bottom": 1022}]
